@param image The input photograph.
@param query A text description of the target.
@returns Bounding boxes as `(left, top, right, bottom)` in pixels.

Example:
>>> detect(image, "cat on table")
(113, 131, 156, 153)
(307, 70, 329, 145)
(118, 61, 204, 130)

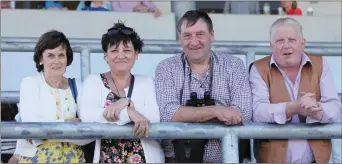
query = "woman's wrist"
(127, 97, 131, 107)
(127, 107, 136, 120)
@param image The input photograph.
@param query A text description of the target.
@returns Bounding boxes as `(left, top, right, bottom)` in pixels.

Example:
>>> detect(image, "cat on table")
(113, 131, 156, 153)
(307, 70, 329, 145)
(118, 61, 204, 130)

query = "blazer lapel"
(38, 73, 57, 121)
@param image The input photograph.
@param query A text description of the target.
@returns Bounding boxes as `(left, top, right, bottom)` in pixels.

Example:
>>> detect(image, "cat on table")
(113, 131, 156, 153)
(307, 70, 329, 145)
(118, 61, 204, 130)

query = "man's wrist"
(210, 106, 220, 118)
(210, 106, 229, 118)
(315, 111, 324, 121)
(286, 102, 297, 118)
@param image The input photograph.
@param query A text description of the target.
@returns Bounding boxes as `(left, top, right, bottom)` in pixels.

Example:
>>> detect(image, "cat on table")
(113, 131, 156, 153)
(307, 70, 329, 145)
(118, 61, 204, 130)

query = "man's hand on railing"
(299, 92, 323, 120)
(213, 106, 243, 125)
(287, 92, 323, 119)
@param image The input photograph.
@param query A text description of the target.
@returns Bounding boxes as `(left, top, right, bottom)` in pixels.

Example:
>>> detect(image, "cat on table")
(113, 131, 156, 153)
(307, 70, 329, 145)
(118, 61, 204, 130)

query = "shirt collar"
(270, 52, 312, 68)
(183, 51, 216, 69)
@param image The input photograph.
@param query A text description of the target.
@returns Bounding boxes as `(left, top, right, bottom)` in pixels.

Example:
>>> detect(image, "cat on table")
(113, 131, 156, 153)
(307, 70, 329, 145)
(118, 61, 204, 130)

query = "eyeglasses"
(107, 27, 135, 36)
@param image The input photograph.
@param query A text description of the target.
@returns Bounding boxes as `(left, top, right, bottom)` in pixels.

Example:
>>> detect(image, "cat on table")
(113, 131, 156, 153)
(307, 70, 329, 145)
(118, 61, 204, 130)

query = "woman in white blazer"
(17, 30, 89, 163)
(79, 23, 164, 163)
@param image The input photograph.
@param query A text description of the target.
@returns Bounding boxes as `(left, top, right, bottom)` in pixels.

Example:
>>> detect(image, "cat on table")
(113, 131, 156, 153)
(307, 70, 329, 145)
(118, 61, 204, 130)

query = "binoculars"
(185, 91, 215, 107)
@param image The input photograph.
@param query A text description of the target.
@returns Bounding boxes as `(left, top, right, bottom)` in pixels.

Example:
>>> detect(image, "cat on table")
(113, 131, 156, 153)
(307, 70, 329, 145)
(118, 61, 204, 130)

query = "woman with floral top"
(17, 30, 89, 163)
(79, 22, 164, 163)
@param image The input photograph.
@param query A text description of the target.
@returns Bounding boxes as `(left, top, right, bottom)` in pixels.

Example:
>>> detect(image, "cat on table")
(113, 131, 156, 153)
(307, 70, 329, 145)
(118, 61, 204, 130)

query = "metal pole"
(222, 134, 239, 163)
(172, 1, 196, 39)
(246, 49, 256, 68)
(172, 1, 196, 21)
(250, 139, 256, 163)
(3, 122, 341, 139)
(1, 91, 19, 104)
(223, 1, 230, 14)
(80, 48, 91, 81)
(1, 38, 341, 55)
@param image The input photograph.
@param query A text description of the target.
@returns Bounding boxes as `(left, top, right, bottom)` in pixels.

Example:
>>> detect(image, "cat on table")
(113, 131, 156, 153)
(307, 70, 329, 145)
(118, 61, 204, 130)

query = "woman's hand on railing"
(127, 102, 150, 138)
(103, 98, 129, 122)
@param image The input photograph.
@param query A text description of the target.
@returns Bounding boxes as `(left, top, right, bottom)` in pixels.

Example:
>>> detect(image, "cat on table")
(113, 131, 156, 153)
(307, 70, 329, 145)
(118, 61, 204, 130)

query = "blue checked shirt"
(155, 51, 253, 163)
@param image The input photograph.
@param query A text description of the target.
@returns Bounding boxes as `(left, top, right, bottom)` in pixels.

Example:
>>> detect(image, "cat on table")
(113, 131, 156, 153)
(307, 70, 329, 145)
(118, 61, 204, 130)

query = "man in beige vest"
(249, 17, 342, 163)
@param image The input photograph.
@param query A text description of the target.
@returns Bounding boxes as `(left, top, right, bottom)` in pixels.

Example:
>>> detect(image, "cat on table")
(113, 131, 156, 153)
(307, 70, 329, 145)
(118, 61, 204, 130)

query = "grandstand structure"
(1, 1, 341, 100)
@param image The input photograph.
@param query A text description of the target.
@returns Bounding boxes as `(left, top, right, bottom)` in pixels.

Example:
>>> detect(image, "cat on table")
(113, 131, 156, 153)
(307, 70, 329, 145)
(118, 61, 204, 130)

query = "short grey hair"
(270, 17, 304, 41)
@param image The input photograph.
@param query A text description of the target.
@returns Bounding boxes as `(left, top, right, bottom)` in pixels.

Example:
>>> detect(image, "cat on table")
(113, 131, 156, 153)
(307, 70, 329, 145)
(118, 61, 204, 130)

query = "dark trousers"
(81, 141, 96, 163)
(1, 154, 12, 163)
(165, 139, 251, 163)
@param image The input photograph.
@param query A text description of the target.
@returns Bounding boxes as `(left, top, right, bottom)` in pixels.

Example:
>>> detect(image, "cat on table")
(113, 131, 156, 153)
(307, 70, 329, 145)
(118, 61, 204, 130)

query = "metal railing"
(1, 122, 341, 163)
(1, 37, 341, 103)
(4, 91, 341, 104)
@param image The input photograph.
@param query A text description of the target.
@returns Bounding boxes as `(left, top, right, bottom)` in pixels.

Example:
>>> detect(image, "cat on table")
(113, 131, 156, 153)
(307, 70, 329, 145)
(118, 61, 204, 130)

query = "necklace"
(110, 72, 122, 97)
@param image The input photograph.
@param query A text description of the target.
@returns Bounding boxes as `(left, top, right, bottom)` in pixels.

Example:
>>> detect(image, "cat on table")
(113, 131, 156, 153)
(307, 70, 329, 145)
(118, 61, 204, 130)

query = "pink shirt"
(249, 53, 342, 163)
(111, 1, 157, 12)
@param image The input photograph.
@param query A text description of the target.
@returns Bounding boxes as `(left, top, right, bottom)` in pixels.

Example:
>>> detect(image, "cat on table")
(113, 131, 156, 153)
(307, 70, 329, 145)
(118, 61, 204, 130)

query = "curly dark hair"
(101, 22, 144, 53)
(33, 30, 73, 72)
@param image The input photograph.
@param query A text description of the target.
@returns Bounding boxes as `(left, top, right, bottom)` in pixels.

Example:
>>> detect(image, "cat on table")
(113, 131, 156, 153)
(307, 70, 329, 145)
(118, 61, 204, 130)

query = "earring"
(39, 63, 42, 65)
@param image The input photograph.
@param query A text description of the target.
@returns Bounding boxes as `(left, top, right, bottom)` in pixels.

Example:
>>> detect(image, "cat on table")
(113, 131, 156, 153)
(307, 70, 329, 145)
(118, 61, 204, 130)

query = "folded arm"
(80, 74, 131, 125)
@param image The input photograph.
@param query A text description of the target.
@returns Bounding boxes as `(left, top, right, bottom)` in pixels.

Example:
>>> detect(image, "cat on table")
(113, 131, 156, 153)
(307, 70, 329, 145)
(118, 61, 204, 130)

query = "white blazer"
(16, 73, 90, 157)
(79, 74, 165, 163)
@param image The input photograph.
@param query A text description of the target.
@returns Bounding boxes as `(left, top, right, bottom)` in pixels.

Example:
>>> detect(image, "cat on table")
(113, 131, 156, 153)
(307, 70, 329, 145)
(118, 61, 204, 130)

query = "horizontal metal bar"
(1, 91, 19, 104)
(1, 122, 341, 140)
(1, 38, 341, 55)
(4, 91, 341, 104)
(2, 37, 342, 47)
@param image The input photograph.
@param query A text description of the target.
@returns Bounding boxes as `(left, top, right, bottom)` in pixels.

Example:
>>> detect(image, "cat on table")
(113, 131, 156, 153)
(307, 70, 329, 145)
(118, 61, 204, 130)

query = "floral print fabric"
(99, 73, 146, 163)
(19, 86, 84, 164)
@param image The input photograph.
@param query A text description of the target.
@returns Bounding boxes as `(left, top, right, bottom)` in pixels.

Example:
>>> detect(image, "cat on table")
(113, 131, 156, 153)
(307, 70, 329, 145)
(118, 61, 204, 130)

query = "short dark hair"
(177, 10, 213, 33)
(33, 30, 73, 72)
(101, 22, 144, 53)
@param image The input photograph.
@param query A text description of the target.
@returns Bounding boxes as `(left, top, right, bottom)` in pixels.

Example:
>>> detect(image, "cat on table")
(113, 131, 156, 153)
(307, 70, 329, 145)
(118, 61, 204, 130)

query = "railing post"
(80, 48, 91, 81)
(250, 139, 256, 163)
(172, 1, 196, 39)
(222, 134, 239, 163)
(246, 49, 256, 68)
